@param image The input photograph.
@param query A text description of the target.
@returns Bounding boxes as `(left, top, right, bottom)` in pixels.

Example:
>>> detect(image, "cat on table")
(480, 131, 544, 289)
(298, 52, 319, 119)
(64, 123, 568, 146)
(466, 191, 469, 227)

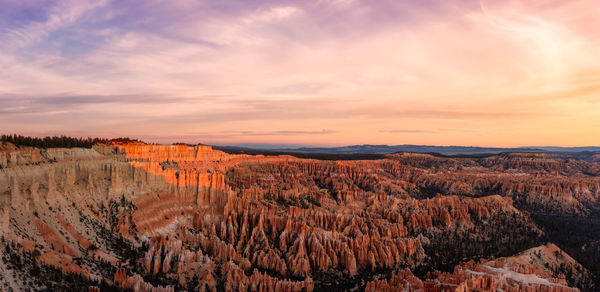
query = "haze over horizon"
(1, 0, 599, 147)
(2, 3, 600, 289)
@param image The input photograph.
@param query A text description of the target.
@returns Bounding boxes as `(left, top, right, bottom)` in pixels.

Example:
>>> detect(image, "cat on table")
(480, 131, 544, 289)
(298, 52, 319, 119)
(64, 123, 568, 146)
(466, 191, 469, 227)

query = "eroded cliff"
(0, 142, 595, 291)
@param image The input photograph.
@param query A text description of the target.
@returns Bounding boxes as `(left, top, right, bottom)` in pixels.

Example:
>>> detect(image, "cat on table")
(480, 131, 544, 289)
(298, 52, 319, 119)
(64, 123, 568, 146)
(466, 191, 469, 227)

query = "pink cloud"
(0, 0, 599, 147)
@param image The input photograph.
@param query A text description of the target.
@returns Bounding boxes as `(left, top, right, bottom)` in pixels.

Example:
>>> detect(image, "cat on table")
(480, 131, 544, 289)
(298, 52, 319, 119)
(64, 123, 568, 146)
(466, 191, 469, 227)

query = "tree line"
(1, 134, 141, 148)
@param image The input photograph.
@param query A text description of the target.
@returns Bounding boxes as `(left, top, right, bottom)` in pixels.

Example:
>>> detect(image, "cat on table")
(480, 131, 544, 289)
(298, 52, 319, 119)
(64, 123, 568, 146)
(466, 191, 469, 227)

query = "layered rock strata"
(366, 243, 586, 292)
(0, 142, 593, 291)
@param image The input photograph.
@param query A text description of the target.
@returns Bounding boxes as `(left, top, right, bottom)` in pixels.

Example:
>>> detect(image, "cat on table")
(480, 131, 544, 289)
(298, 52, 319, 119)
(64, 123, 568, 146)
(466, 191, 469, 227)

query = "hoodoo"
(0, 142, 596, 291)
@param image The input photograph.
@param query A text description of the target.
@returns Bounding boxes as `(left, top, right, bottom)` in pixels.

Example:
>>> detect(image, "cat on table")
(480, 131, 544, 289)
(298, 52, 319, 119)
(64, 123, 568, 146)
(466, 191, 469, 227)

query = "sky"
(0, 0, 599, 147)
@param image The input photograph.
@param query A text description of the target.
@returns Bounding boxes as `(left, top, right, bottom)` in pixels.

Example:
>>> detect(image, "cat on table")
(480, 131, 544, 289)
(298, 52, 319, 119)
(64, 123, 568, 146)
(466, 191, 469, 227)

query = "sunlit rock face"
(366, 243, 587, 292)
(1, 143, 596, 291)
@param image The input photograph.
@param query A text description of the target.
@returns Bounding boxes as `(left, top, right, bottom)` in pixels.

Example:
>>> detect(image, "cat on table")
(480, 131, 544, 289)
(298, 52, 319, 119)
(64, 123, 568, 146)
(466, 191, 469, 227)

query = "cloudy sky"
(1, 0, 599, 146)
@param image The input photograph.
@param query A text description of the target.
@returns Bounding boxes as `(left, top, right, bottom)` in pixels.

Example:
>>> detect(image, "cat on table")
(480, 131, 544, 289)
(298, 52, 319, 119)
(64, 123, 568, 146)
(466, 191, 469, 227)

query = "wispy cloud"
(378, 128, 468, 134)
(215, 129, 335, 136)
(0, 93, 192, 114)
(130, 129, 336, 144)
(379, 129, 435, 134)
(243, 6, 303, 24)
(0, 0, 599, 146)
(261, 82, 329, 95)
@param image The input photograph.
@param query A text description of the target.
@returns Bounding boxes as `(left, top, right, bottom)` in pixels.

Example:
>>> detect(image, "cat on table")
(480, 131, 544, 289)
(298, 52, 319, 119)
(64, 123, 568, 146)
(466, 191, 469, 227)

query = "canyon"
(0, 142, 598, 291)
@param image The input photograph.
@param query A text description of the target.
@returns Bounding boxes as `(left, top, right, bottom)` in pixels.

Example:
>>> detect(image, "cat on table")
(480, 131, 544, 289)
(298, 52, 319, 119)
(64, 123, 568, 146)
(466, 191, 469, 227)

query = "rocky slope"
(0, 142, 596, 291)
(366, 243, 590, 292)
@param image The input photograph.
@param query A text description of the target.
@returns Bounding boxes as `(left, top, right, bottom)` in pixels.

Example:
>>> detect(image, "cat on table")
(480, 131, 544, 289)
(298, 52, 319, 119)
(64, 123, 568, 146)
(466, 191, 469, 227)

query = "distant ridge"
(522, 146, 600, 152)
(214, 144, 600, 155)
(282, 144, 545, 155)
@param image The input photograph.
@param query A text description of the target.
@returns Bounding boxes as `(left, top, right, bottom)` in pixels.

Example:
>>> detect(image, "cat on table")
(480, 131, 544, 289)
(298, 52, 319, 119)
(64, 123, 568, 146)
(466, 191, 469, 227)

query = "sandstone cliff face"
(113, 145, 549, 290)
(0, 142, 592, 291)
(366, 243, 586, 292)
(387, 152, 600, 215)
(114, 269, 174, 292)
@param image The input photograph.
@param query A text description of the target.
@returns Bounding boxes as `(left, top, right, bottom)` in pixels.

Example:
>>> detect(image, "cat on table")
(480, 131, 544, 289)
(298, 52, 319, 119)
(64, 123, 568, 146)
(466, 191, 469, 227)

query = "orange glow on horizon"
(0, 0, 599, 147)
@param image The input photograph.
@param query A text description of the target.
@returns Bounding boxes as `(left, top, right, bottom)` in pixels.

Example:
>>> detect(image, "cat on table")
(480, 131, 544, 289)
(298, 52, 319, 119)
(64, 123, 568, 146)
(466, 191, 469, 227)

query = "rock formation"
(366, 243, 587, 292)
(0, 142, 595, 291)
